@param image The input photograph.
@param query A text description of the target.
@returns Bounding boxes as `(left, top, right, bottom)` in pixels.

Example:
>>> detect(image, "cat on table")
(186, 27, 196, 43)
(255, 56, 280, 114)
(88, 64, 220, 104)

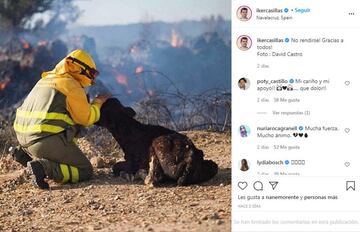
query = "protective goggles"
(67, 56, 99, 80)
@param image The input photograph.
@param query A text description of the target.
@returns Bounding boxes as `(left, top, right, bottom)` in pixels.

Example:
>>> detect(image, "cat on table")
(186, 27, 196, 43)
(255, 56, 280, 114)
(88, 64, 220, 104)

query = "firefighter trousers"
(23, 132, 93, 183)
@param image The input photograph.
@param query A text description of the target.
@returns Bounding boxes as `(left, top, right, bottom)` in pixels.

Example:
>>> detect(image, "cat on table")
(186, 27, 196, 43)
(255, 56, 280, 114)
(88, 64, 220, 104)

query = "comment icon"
(253, 181, 264, 191)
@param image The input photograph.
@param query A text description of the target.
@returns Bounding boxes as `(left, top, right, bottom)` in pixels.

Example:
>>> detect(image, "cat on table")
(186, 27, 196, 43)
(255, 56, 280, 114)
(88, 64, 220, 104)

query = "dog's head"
(177, 150, 218, 186)
(96, 98, 136, 127)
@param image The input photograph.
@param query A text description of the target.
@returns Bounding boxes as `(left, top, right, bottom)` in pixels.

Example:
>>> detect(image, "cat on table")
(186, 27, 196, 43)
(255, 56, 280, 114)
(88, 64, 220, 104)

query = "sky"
(74, 0, 230, 26)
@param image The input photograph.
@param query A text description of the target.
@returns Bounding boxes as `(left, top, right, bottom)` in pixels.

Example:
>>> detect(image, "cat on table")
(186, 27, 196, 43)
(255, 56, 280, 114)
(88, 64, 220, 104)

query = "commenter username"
(257, 160, 283, 166)
(257, 126, 297, 132)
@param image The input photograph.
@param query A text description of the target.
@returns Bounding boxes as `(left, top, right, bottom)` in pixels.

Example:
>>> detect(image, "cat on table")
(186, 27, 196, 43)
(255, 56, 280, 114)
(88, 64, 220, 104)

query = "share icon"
(269, 181, 279, 190)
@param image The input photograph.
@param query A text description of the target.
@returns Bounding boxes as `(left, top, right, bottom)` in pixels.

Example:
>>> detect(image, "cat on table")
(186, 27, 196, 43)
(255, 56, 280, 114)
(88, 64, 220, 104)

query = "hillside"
(66, 20, 231, 58)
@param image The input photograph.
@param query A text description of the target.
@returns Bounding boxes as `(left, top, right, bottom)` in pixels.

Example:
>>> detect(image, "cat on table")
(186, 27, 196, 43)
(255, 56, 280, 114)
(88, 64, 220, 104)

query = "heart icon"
(345, 128, 350, 133)
(345, 81, 350, 86)
(344, 162, 350, 167)
(293, 133, 298, 137)
(282, 86, 287, 90)
(299, 133, 303, 137)
(238, 181, 248, 190)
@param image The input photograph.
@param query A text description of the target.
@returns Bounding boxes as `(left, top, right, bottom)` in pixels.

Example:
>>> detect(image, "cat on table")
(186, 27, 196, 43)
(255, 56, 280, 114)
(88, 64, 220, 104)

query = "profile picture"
(237, 6, 252, 21)
(238, 77, 250, 90)
(240, 159, 249, 172)
(239, 125, 250, 137)
(237, 35, 252, 51)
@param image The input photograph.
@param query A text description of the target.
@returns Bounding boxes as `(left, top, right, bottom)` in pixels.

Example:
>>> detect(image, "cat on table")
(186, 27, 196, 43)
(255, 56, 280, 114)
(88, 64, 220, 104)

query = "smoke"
(1, 7, 231, 131)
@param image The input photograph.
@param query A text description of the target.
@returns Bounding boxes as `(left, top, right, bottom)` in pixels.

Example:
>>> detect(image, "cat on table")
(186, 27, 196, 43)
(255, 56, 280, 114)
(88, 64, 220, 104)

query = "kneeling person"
(13, 49, 109, 189)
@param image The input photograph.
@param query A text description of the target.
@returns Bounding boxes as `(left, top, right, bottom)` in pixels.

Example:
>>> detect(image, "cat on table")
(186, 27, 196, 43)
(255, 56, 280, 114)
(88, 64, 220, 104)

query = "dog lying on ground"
(95, 98, 218, 186)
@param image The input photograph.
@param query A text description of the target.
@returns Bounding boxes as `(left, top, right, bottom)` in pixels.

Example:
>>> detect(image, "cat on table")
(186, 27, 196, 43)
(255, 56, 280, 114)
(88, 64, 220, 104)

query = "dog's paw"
(112, 167, 121, 176)
(135, 169, 148, 181)
(144, 175, 153, 186)
(144, 174, 158, 187)
(119, 171, 135, 182)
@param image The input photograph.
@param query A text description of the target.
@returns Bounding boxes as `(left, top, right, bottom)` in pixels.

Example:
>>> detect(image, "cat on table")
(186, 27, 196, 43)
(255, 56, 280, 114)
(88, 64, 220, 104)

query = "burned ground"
(0, 130, 231, 232)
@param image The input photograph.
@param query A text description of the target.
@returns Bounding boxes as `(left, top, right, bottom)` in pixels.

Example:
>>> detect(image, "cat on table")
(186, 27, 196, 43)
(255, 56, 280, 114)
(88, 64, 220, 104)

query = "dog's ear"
(125, 107, 136, 118)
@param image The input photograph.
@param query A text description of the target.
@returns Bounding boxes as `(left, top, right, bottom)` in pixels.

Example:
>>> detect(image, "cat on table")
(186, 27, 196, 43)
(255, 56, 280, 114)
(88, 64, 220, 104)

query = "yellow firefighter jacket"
(13, 57, 103, 147)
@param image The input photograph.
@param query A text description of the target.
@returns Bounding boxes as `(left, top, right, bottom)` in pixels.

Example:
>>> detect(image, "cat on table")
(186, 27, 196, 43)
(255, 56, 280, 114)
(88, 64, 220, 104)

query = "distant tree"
(200, 15, 229, 41)
(0, 0, 52, 32)
(32, 0, 80, 39)
(138, 14, 155, 47)
(0, 0, 79, 39)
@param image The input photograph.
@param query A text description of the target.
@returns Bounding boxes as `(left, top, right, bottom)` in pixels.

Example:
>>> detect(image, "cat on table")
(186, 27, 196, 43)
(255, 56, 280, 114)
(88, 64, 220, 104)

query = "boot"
(9, 146, 33, 167)
(27, 161, 49, 189)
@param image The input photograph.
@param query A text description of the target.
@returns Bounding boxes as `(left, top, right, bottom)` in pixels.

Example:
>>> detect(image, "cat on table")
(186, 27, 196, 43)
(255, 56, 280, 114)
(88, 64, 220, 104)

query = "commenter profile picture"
(237, 35, 252, 51)
(240, 159, 249, 172)
(238, 77, 250, 90)
(237, 6, 252, 22)
(239, 125, 250, 137)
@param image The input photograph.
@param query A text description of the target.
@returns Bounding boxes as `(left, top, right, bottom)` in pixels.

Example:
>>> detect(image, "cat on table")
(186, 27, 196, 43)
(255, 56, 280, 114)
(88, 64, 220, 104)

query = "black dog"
(96, 98, 218, 186)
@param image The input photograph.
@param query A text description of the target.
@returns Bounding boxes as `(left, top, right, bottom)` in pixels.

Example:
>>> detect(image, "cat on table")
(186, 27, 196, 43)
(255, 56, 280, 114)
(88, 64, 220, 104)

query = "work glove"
(92, 94, 112, 107)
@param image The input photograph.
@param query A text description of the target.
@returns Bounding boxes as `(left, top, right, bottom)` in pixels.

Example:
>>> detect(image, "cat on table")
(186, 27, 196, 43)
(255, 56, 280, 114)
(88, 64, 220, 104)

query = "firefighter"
(13, 49, 110, 189)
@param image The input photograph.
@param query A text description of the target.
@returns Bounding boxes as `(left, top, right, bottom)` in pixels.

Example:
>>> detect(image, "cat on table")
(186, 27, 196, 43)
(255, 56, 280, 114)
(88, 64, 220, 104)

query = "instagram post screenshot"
(0, 0, 231, 231)
(0, 0, 359, 232)
(233, 0, 360, 232)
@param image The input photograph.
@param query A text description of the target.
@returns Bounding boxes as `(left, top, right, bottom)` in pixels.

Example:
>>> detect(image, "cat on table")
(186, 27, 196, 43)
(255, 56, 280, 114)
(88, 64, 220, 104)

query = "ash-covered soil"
(0, 131, 231, 232)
